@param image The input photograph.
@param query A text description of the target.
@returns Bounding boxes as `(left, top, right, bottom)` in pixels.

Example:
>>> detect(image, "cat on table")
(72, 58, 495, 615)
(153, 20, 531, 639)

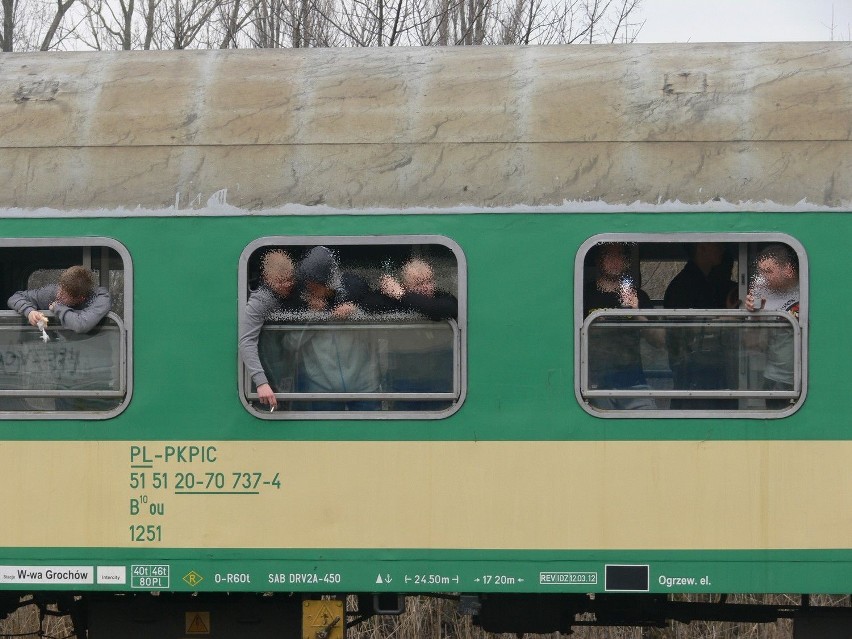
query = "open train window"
(238, 236, 465, 419)
(0, 238, 132, 419)
(575, 234, 806, 418)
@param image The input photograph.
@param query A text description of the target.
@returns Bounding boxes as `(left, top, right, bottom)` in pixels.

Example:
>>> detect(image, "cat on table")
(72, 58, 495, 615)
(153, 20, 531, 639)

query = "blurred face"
(267, 272, 295, 298)
(56, 286, 86, 307)
(757, 257, 794, 292)
(305, 280, 334, 310)
(599, 247, 628, 278)
(261, 251, 295, 298)
(403, 264, 436, 297)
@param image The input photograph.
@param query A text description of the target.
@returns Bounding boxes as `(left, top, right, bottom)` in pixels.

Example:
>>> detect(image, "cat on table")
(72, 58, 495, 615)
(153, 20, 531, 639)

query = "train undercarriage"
(2, 592, 851, 638)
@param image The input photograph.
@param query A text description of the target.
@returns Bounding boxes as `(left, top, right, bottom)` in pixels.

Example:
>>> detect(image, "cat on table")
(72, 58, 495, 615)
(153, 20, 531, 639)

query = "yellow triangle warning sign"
(186, 611, 210, 635)
(306, 602, 338, 628)
(303, 600, 344, 639)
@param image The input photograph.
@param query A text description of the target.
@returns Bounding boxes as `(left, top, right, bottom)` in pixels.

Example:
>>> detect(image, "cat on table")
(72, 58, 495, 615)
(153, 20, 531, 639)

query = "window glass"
(0, 240, 131, 418)
(239, 237, 465, 418)
(576, 236, 805, 417)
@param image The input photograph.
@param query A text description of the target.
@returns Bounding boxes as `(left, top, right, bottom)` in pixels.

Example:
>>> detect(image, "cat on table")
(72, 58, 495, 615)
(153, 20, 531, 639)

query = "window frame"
(238, 235, 467, 420)
(574, 233, 808, 419)
(0, 237, 133, 420)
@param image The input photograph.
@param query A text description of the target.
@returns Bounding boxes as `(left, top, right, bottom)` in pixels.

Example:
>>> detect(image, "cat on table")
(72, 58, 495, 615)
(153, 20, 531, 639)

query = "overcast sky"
(635, 0, 852, 43)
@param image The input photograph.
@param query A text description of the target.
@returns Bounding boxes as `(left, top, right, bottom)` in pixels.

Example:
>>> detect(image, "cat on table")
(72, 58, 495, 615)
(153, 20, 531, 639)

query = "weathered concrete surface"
(0, 43, 849, 210)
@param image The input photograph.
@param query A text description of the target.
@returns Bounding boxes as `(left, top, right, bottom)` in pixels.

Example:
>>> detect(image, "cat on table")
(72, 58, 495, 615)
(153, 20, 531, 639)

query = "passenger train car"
(0, 43, 850, 637)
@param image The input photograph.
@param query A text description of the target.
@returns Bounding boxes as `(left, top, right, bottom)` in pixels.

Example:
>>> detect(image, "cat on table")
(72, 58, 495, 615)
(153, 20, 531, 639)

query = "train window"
(0, 238, 132, 419)
(238, 236, 465, 419)
(575, 234, 806, 418)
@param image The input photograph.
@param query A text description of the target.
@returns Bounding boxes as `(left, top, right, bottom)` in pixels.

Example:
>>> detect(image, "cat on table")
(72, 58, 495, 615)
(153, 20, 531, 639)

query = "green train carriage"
(0, 43, 850, 637)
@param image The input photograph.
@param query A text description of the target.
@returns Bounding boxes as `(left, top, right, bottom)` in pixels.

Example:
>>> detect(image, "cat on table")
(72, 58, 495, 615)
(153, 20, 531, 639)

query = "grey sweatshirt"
(8, 284, 112, 334)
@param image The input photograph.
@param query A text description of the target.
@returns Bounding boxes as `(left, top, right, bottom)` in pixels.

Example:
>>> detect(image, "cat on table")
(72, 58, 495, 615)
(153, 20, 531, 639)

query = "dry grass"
(0, 600, 76, 639)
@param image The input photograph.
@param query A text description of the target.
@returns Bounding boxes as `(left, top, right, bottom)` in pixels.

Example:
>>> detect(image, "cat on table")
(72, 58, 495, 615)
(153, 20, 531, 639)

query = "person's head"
(57, 266, 95, 307)
(691, 242, 725, 274)
(595, 243, 630, 279)
(401, 259, 436, 297)
(297, 247, 340, 309)
(304, 280, 335, 309)
(755, 244, 799, 292)
(261, 250, 295, 298)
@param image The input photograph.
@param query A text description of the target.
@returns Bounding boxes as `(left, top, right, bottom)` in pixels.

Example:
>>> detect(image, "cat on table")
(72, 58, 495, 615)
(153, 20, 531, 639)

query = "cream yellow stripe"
(0, 440, 849, 550)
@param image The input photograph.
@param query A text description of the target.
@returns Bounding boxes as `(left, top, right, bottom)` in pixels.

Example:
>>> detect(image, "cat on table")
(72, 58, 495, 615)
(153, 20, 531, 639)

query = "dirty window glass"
(577, 236, 805, 417)
(0, 240, 131, 418)
(239, 237, 465, 419)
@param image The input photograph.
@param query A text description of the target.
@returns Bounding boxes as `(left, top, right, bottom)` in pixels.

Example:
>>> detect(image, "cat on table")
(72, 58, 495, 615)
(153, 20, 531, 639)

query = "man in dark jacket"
(379, 259, 458, 320)
(663, 243, 736, 409)
(378, 258, 458, 410)
(583, 243, 657, 410)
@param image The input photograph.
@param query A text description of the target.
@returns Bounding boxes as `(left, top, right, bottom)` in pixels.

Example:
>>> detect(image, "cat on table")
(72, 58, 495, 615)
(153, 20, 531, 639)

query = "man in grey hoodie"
(239, 250, 297, 410)
(6, 266, 114, 411)
(291, 246, 381, 410)
(8, 265, 111, 334)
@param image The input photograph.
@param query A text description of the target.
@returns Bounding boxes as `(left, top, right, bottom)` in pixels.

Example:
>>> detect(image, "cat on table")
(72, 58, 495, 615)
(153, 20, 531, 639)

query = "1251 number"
(130, 525, 162, 542)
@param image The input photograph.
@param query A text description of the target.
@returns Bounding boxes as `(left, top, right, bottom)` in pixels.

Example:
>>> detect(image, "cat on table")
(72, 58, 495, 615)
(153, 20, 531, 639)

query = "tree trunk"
(40, 0, 76, 49)
(2, 0, 13, 51)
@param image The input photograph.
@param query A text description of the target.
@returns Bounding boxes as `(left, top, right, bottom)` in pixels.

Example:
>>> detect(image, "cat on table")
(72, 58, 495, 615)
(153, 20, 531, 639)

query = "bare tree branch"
(4, 0, 642, 50)
(40, 0, 77, 49)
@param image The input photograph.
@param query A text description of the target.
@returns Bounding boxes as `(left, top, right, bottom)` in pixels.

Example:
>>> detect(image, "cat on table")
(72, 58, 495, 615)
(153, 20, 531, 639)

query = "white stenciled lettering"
(658, 575, 697, 588)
